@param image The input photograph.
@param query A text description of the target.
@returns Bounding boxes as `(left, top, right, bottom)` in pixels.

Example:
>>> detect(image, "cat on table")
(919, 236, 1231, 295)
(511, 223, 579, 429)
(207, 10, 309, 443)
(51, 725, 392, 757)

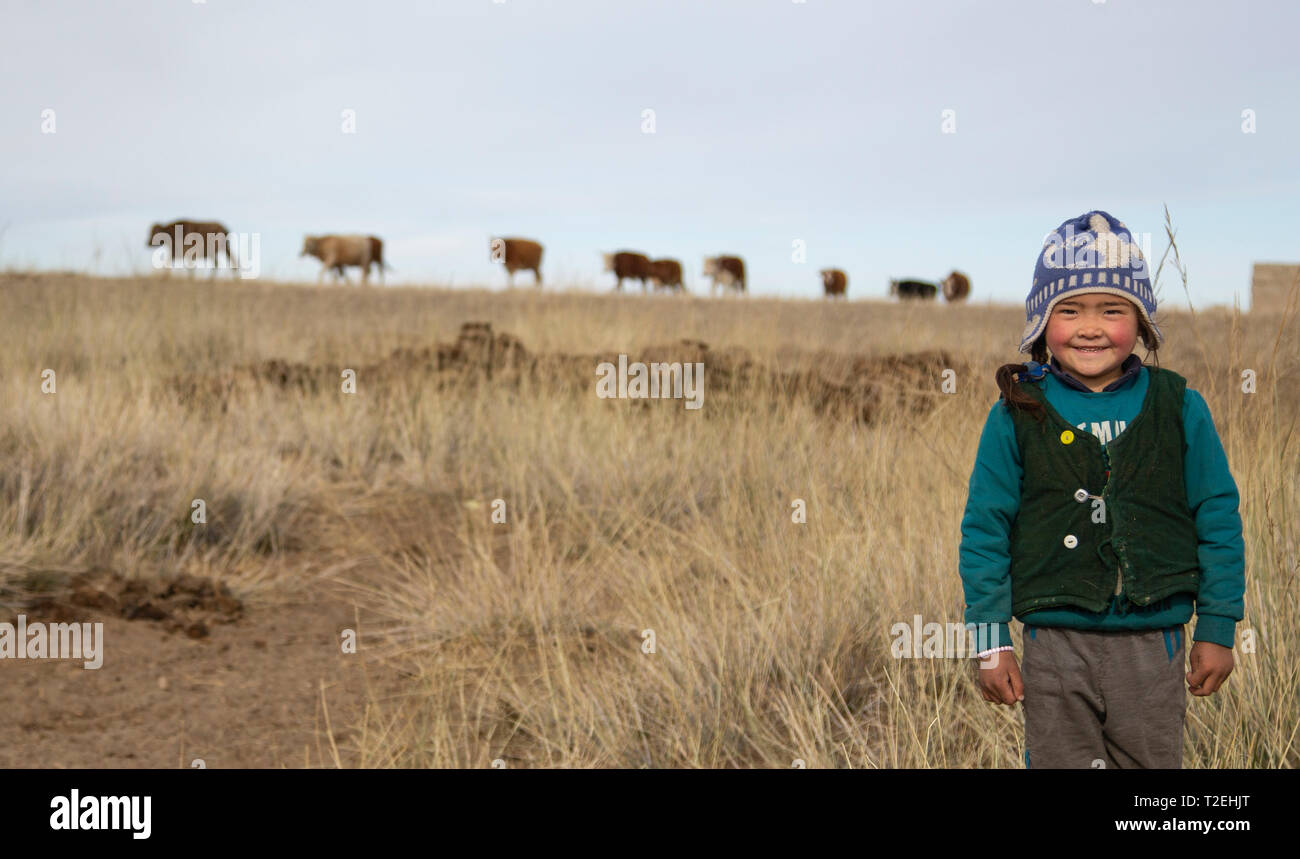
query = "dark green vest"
(1006, 366, 1201, 615)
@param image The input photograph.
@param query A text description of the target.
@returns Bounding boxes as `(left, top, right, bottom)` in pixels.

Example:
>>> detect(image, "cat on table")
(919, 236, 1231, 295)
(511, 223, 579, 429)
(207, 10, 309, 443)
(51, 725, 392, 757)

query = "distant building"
(1251, 263, 1300, 313)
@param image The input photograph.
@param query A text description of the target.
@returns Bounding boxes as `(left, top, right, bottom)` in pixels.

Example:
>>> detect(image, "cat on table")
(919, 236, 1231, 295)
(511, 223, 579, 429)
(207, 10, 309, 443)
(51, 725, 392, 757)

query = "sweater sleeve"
(959, 400, 1023, 654)
(1182, 388, 1246, 648)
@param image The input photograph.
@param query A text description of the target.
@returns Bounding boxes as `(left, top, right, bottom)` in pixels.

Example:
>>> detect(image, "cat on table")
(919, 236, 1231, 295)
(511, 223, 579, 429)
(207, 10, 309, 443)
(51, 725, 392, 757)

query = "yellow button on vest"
(1060, 430, 1075, 444)
(1063, 534, 1078, 549)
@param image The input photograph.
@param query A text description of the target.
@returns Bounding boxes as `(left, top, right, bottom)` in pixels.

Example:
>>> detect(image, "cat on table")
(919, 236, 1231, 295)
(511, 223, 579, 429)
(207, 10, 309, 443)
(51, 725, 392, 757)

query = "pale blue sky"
(2, 0, 1297, 308)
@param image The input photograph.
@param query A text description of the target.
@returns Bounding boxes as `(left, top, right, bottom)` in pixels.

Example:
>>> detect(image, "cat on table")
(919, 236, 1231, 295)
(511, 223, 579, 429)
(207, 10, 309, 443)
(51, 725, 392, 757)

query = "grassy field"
(1, 271, 1296, 767)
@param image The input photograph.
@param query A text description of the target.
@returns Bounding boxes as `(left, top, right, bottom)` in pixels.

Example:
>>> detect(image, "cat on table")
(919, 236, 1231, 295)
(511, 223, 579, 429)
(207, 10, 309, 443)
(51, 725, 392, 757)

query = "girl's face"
(1044, 292, 1140, 392)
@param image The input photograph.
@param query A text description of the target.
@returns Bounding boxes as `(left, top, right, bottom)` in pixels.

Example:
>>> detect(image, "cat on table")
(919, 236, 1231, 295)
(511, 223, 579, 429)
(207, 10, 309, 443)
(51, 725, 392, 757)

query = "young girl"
(958, 210, 1245, 768)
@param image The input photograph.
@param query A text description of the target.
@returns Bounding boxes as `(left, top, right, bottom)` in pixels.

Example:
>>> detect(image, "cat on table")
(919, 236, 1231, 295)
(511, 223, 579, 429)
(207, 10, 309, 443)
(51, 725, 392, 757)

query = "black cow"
(889, 279, 938, 300)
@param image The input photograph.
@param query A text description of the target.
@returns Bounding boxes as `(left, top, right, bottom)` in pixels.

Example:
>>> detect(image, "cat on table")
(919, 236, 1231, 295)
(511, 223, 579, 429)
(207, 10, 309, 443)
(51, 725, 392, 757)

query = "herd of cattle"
(146, 219, 972, 301)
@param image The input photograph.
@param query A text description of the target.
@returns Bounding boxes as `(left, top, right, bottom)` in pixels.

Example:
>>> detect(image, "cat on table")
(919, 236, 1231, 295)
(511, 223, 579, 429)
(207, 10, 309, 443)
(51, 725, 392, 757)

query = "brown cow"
(301, 234, 377, 285)
(820, 268, 847, 298)
(148, 219, 236, 277)
(604, 251, 651, 291)
(703, 255, 745, 295)
(648, 258, 685, 292)
(327, 236, 388, 284)
(942, 270, 971, 302)
(491, 237, 543, 286)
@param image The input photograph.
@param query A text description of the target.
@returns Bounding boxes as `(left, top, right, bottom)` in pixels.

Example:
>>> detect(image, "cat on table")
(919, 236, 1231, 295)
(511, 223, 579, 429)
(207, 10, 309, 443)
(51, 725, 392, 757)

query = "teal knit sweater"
(958, 355, 1245, 654)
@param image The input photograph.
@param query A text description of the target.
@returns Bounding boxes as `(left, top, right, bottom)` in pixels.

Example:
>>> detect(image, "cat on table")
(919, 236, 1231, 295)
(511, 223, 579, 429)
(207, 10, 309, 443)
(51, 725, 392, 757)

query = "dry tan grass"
(1, 269, 1297, 767)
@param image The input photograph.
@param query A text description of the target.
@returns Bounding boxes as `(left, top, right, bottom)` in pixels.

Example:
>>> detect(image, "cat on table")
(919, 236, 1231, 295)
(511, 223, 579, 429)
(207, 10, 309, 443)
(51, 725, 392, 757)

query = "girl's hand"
(1186, 641, 1234, 696)
(977, 650, 1024, 705)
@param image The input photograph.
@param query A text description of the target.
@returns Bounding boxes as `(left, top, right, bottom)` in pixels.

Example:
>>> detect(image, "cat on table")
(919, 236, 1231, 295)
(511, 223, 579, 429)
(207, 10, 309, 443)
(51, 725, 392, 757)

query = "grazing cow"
(703, 255, 746, 295)
(491, 237, 544, 286)
(820, 268, 848, 298)
(648, 258, 686, 292)
(148, 219, 236, 277)
(301, 234, 378, 285)
(942, 270, 970, 302)
(603, 251, 652, 291)
(889, 279, 938, 300)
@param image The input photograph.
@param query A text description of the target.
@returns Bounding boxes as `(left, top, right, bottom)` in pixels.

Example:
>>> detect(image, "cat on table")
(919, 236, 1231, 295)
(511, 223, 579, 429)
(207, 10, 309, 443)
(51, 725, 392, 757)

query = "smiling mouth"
(1073, 346, 1109, 353)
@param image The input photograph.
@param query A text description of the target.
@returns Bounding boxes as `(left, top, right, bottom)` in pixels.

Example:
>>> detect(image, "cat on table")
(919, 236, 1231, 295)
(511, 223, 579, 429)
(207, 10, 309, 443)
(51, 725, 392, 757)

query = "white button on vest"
(1074, 488, 1089, 502)
(1064, 534, 1078, 549)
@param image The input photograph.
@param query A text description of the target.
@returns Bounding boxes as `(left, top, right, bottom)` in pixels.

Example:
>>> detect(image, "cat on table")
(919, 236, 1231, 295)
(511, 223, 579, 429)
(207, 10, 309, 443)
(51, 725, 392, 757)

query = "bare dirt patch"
(0, 566, 407, 768)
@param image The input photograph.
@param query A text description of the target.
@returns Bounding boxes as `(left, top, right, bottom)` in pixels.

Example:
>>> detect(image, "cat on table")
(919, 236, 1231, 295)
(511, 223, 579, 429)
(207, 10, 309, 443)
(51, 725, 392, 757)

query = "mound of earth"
(10, 569, 243, 639)
(165, 322, 968, 424)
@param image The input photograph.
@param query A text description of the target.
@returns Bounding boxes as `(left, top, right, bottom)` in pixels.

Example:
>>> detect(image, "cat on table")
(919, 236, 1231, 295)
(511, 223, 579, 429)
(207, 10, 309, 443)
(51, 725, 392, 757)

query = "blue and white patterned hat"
(1018, 210, 1162, 354)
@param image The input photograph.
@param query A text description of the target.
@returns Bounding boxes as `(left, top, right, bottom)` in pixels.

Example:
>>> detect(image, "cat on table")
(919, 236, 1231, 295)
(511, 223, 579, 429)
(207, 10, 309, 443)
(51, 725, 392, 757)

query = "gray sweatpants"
(1021, 624, 1187, 769)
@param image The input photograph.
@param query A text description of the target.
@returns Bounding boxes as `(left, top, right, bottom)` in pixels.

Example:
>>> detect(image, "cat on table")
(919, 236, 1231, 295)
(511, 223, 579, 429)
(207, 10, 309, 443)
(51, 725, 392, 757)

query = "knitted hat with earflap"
(1018, 210, 1162, 355)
